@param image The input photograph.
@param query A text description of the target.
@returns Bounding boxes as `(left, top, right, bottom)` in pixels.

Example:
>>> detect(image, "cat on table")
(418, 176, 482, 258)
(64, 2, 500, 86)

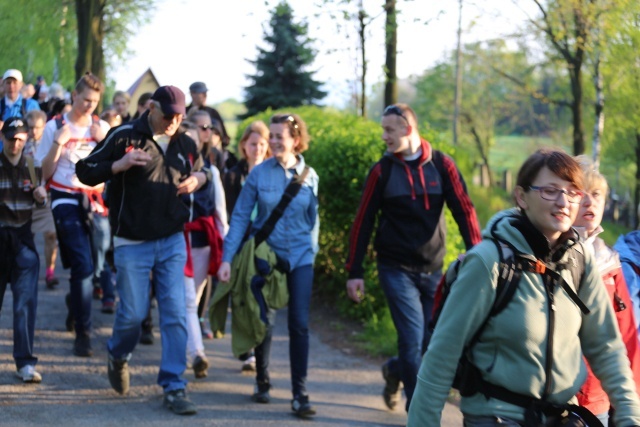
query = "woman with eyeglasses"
(571, 156, 640, 425)
(408, 149, 640, 426)
(217, 113, 319, 418)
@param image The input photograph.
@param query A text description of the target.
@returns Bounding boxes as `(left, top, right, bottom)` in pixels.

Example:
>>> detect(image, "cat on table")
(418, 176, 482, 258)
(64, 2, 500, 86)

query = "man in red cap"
(76, 85, 210, 416)
(0, 117, 47, 384)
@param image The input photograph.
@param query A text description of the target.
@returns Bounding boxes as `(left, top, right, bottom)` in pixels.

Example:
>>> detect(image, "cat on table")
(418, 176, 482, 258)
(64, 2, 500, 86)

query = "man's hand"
(53, 123, 72, 146)
(346, 279, 365, 304)
(111, 148, 151, 174)
(217, 262, 231, 282)
(33, 186, 47, 204)
(90, 122, 106, 141)
(177, 171, 206, 195)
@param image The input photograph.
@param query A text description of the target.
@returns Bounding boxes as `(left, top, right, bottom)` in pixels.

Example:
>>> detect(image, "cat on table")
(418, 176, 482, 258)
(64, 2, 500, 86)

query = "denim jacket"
(222, 156, 319, 271)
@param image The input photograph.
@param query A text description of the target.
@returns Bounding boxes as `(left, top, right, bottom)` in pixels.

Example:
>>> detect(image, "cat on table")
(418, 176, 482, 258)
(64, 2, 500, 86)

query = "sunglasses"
(199, 124, 214, 131)
(383, 105, 409, 124)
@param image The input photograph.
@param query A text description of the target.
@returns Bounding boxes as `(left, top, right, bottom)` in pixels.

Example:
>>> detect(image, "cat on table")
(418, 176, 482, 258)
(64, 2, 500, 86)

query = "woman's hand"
(217, 261, 231, 282)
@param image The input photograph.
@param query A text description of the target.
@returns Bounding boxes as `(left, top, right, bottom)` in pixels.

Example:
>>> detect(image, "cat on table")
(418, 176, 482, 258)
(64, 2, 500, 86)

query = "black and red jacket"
(346, 139, 481, 279)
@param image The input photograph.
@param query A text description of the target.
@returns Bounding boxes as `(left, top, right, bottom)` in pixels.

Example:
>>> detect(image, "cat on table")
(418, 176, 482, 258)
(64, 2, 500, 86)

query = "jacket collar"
(512, 212, 579, 263)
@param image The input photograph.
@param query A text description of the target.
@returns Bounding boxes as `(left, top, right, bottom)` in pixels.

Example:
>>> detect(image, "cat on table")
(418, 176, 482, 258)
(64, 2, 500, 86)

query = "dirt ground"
(0, 234, 463, 426)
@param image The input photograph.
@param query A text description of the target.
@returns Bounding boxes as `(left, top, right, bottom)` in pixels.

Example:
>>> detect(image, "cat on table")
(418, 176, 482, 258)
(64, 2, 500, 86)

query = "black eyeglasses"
(383, 105, 409, 124)
(529, 185, 583, 204)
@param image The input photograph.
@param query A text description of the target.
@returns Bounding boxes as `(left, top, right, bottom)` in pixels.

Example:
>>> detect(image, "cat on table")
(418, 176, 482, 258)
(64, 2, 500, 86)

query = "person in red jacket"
(573, 156, 640, 425)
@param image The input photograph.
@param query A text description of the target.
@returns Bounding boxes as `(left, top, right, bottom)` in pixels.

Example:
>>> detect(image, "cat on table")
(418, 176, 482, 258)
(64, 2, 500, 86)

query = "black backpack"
(429, 226, 588, 397)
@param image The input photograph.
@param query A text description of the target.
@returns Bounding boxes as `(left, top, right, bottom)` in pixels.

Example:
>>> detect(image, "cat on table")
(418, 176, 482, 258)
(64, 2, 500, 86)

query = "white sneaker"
(16, 365, 42, 383)
(241, 355, 256, 373)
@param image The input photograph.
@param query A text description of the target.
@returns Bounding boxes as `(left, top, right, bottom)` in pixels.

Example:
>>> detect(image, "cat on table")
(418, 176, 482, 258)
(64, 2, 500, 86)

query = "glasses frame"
(529, 185, 583, 204)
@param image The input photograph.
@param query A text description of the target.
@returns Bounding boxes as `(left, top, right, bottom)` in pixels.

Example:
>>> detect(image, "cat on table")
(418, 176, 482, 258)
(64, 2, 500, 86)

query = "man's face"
(72, 87, 101, 116)
(2, 133, 27, 157)
(190, 92, 206, 107)
(381, 114, 410, 155)
(148, 103, 182, 137)
(3, 78, 21, 101)
(113, 95, 129, 116)
(27, 117, 45, 141)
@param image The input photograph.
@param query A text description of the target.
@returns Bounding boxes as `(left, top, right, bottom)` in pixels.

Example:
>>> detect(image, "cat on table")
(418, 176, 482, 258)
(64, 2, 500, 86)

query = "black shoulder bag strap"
(253, 166, 310, 247)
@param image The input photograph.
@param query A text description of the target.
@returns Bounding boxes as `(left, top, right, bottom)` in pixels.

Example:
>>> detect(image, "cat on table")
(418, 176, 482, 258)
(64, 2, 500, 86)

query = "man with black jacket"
(345, 103, 482, 412)
(76, 86, 209, 416)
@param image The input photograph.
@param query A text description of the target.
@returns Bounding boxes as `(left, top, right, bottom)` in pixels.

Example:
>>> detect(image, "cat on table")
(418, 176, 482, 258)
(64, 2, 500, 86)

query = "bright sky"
(111, 0, 537, 108)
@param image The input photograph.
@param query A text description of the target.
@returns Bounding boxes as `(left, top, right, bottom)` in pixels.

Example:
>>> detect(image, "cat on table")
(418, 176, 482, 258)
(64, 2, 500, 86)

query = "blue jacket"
(222, 156, 319, 271)
(614, 231, 640, 333)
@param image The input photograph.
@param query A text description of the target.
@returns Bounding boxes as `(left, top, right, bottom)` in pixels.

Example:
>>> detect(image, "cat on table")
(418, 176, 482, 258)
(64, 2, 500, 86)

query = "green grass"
(600, 220, 632, 247)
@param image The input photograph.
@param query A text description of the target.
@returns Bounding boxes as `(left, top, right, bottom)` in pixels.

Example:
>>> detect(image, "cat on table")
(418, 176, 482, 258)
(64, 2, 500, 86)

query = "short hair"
(383, 103, 418, 128)
(112, 90, 130, 104)
(74, 72, 104, 94)
(516, 148, 584, 195)
(238, 120, 270, 160)
(187, 109, 211, 124)
(137, 92, 153, 107)
(48, 82, 65, 100)
(575, 155, 608, 195)
(270, 113, 310, 154)
(26, 109, 47, 123)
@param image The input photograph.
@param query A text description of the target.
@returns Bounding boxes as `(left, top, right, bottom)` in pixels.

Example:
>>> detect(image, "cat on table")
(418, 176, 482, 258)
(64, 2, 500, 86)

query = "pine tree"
(242, 1, 327, 118)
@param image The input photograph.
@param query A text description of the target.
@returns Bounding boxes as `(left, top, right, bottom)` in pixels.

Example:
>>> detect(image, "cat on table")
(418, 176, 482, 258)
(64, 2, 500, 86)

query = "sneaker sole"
(163, 401, 197, 415)
(293, 408, 316, 418)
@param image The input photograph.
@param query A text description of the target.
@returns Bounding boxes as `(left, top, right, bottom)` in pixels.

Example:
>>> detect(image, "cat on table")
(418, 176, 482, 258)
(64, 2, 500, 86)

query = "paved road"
(0, 233, 463, 426)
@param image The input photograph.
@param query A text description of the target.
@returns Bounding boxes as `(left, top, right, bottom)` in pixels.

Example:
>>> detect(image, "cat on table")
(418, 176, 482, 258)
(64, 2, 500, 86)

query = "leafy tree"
(242, 1, 326, 118)
(383, 0, 397, 107)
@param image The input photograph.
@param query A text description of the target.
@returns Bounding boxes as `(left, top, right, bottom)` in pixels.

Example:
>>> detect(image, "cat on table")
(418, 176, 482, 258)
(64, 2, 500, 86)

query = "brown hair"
(516, 148, 584, 196)
(270, 113, 310, 154)
(26, 109, 47, 123)
(112, 90, 130, 104)
(100, 108, 122, 128)
(74, 72, 104, 94)
(238, 120, 270, 160)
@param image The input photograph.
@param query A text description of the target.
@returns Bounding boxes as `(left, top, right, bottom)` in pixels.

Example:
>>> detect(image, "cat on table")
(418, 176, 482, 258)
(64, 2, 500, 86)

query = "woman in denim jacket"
(218, 113, 319, 418)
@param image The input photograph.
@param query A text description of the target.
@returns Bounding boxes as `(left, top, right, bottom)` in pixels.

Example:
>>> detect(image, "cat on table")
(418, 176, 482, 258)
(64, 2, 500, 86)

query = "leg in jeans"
(287, 264, 314, 398)
(92, 215, 115, 303)
(184, 275, 204, 361)
(53, 204, 94, 337)
(419, 271, 441, 353)
(255, 308, 277, 385)
(11, 243, 39, 369)
(152, 233, 188, 392)
(108, 241, 154, 359)
(377, 263, 440, 410)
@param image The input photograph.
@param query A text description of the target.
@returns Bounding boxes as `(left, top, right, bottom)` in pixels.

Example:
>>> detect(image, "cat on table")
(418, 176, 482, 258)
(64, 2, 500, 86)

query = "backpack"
(429, 225, 587, 398)
(0, 97, 28, 119)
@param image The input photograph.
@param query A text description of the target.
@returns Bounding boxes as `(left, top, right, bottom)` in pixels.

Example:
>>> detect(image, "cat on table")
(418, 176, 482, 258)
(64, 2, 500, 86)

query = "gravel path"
(0, 234, 463, 426)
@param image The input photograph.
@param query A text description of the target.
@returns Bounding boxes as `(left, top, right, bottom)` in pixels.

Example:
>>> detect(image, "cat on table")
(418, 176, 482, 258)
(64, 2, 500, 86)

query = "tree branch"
(491, 66, 571, 107)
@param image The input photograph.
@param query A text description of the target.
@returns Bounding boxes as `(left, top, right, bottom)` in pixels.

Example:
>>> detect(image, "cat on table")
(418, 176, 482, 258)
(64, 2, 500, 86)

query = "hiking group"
(1, 67, 640, 426)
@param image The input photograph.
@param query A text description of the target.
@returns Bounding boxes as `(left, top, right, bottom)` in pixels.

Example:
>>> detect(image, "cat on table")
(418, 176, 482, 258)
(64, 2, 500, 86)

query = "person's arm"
(439, 153, 482, 249)
(38, 121, 71, 182)
(345, 163, 384, 303)
(580, 253, 640, 425)
(76, 127, 136, 186)
(408, 245, 497, 425)
(211, 165, 229, 237)
(306, 168, 320, 256)
(621, 261, 640, 332)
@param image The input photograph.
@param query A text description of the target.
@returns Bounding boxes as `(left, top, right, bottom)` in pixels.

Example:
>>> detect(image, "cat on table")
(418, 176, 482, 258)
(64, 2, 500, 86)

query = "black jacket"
(76, 111, 210, 241)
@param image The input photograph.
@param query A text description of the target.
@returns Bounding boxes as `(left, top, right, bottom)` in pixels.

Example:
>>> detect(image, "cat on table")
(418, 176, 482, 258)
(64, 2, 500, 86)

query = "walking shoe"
(251, 380, 271, 403)
(163, 389, 197, 415)
(107, 355, 130, 395)
(73, 334, 93, 357)
(192, 355, 209, 379)
(45, 275, 59, 289)
(291, 395, 316, 418)
(139, 329, 154, 345)
(241, 355, 256, 373)
(382, 362, 402, 410)
(93, 286, 103, 300)
(101, 300, 115, 314)
(15, 365, 42, 383)
(65, 293, 74, 332)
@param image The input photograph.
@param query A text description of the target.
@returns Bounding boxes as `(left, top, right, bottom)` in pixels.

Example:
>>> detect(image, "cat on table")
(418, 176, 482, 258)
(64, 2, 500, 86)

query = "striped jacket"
(346, 139, 481, 278)
(0, 152, 37, 228)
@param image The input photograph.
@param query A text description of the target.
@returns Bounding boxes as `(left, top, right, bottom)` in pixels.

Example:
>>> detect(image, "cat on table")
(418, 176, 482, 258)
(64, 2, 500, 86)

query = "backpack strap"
(0, 98, 5, 119)
(20, 98, 27, 118)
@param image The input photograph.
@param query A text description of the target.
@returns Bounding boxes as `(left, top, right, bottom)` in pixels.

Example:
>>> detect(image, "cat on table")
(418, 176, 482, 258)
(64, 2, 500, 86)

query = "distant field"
(490, 135, 568, 173)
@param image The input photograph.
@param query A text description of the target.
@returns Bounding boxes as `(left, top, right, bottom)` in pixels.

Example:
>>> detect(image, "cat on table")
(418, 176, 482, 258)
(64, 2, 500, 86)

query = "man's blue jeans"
(10, 243, 39, 369)
(53, 203, 94, 336)
(92, 215, 115, 303)
(377, 263, 442, 411)
(255, 264, 313, 398)
(108, 233, 188, 392)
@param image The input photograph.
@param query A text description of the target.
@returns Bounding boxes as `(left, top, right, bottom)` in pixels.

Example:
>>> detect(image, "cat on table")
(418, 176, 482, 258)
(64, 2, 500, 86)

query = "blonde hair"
(575, 155, 608, 195)
(238, 120, 270, 160)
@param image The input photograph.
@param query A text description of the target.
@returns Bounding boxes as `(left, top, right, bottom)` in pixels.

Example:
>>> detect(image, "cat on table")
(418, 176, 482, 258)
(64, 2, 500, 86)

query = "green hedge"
(236, 107, 505, 347)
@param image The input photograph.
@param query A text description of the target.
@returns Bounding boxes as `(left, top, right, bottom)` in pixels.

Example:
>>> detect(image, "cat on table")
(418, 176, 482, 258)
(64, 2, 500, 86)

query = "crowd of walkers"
(3, 67, 640, 426)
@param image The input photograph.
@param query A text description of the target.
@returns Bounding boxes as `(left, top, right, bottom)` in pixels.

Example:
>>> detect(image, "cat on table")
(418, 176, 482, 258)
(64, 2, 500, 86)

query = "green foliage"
(600, 220, 632, 247)
(242, 1, 327, 118)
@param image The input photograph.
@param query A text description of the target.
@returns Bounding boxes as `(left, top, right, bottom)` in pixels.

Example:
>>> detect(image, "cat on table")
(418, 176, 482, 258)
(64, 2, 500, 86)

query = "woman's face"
(516, 166, 581, 244)
(243, 132, 268, 165)
(574, 184, 606, 235)
(269, 123, 298, 162)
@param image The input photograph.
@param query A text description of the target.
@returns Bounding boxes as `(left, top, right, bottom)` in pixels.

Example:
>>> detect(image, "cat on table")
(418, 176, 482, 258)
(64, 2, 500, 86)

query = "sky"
(111, 0, 538, 108)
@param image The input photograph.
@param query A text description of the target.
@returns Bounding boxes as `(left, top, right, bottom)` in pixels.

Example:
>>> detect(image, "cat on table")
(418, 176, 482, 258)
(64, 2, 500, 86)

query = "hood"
(614, 230, 640, 264)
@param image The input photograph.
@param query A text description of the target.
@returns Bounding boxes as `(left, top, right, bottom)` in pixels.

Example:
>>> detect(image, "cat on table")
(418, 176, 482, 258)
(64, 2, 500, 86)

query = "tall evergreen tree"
(242, 1, 327, 118)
